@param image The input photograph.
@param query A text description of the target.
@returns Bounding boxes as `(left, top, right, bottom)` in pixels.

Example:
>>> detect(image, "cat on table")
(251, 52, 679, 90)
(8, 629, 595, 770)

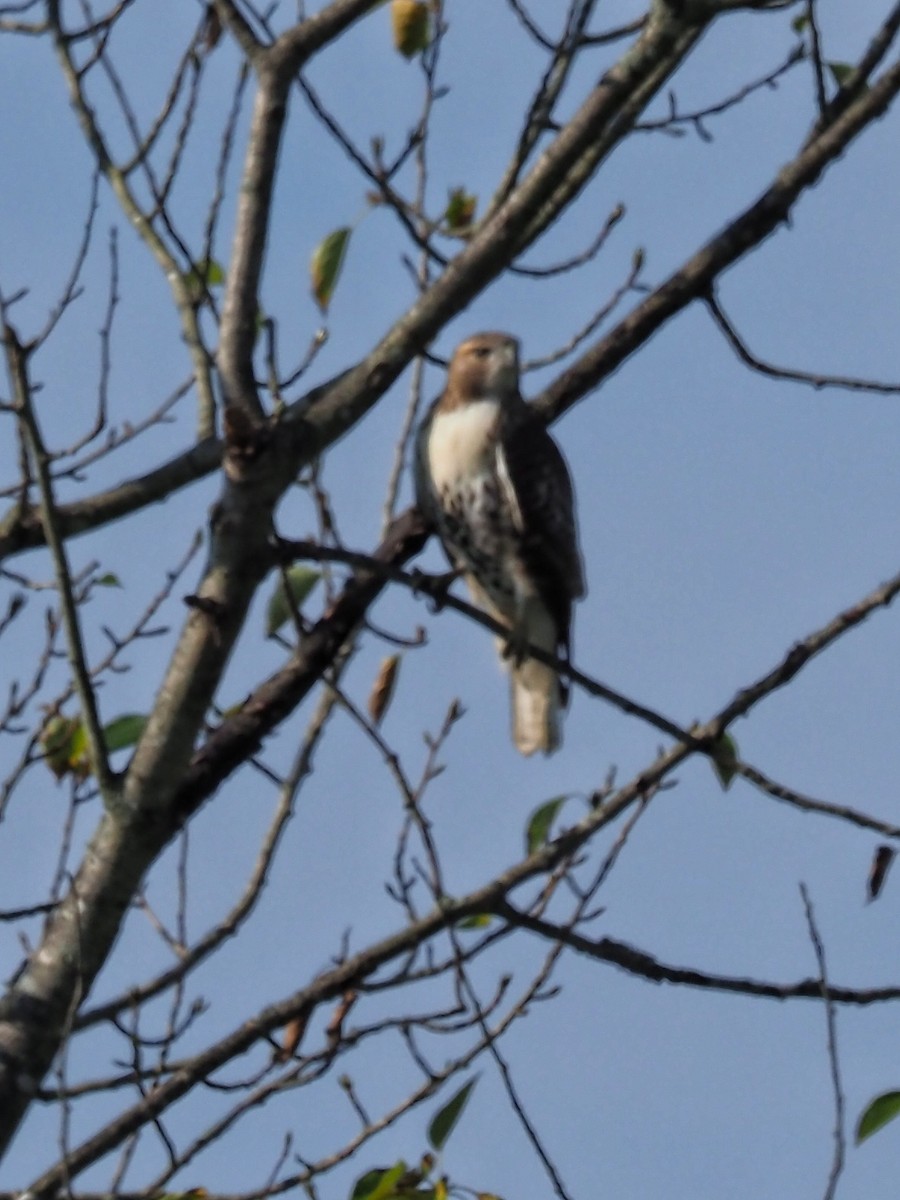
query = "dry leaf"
(278, 1009, 310, 1061)
(867, 843, 895, 903)
(368, 654, 400, 726)
(326, 989, 358, 1048)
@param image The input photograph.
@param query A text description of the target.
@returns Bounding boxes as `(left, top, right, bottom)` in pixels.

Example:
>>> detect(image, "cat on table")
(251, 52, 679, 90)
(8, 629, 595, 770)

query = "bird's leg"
(501, 595, 556, 669)
(501, 628, 527, 665)
(500, 598, 533, 666)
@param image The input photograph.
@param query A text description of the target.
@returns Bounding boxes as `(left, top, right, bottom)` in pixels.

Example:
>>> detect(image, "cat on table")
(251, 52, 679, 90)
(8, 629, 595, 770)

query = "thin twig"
(800, 885, 845, 1200)
(737, 759, 900, 841)
(805, 0, 828, 119)
(706, 291, 900, 394)
(635, 44, 805, 139)
(1, 321, 116, 798)
(512, 202, 625, 278)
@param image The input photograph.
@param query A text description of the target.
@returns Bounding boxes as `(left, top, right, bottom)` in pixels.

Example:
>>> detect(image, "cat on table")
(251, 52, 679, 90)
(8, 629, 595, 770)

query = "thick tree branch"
(275, 3, 714, 457)
(20, 857, 900, 1197)
(5, 13, 897, 570)
(216, 0, 394, 418)
(3, 4, 900, 1177)
(537, 51, 900, 418)
(0, 434, 221, 562)
(215, 62, 288, 419)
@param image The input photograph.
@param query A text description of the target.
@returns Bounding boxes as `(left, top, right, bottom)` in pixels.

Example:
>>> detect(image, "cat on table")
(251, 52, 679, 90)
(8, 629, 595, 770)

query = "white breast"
(427, 399, 500, 492)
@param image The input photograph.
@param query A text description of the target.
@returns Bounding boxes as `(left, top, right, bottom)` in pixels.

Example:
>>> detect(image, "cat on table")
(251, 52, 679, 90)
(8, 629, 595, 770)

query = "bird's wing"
(495, 404, 586, 641)
(412, 395, 442, 530)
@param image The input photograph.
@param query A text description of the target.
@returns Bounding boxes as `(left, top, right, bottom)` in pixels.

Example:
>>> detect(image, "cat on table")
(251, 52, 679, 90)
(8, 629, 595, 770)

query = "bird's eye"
(472, 346, 491, 359)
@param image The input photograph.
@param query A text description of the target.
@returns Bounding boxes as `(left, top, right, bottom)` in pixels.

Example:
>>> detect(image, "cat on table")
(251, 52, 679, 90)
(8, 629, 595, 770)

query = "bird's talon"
(502, 629, 527, 665)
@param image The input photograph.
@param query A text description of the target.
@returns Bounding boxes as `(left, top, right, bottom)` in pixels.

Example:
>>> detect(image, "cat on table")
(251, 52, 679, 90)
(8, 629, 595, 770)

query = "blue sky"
(3, 2, 900, 1197)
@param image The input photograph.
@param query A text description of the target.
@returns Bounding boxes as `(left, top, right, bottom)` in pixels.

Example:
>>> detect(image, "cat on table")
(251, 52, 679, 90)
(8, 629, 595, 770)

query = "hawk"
(416, 332, 585, 755)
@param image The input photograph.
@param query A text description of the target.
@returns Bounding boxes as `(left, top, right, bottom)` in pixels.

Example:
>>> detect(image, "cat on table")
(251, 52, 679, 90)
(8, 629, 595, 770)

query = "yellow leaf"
(391, 0, 430, 58)
(40, 715, 90, 781)
(265, 566, 320, 637)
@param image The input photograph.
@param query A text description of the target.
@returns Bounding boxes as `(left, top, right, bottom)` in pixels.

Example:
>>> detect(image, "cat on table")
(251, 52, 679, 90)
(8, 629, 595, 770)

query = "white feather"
(427, 400, 500, 490)
(510, 601, 561, 756)
(494, 442, 524, 531)
(427, 394, 565, 756)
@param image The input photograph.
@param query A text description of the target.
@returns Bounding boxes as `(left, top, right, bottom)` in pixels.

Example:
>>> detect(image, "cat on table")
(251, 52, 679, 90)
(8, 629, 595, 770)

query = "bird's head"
(447, 332, 520, 402)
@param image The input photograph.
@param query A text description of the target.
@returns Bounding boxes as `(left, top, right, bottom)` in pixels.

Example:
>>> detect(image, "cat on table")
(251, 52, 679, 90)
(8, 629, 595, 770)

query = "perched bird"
(416, 332, 585, 755)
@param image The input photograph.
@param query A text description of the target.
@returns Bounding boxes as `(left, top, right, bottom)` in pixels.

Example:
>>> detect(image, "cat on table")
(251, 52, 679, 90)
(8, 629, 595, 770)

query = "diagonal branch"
(180, 526, 900, 871)
(0, 433, 222, 562)
(6, 11, 898, 570)
(494, 902, 900, 1005)
(706, 290, 900, 393)
(47, 0, 217, 438)
(3, 11, 900, 1167)
(537, 50, 900, 420)
(20, 823, 900, 1196)
(215, 0, 396, 418)
(1, 321, 115, 798)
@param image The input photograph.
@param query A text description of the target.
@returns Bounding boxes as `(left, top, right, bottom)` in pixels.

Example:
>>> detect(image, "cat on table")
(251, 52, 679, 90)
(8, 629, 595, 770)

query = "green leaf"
(103, 713, 147, 754)
(310, 227, 352, 313)
(525, 795, 568, 854)
(710, 732, 739, 790)
(351, 1169, 385, 1200)
(444, 187, 477, 232)
(856, 1090, 900, 1143)
(427, 1076, 479, 1152)
(457, 913, 493, 930)
(266, 567, 320, 637)
(791, 13, 809, 33)
(351, 1162, 407, 1200)
(203, 259, 225, 285)
(95, 572, 122, 587)
(40, 715, 88, 781)
(68, 720, 90, 773)
(184, 258, 226, 300)
(40, 712, 144, 778)
(827, 61, 854, 87)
